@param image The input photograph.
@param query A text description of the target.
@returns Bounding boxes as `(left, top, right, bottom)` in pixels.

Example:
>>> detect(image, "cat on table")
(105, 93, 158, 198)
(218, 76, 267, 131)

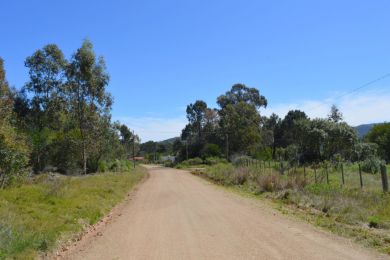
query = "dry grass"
(199, 162, 390, 254)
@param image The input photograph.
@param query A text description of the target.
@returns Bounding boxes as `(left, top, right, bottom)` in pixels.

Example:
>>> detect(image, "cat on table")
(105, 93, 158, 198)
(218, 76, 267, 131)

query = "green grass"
(0, 167, 146, 259)
(175, 164, 208, 169)
(173, 157, 227, 169)
(193, 162, 390, 255)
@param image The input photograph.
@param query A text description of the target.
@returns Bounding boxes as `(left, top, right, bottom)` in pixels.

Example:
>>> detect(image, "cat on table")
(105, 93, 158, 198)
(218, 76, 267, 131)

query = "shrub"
(361, 156, 381, 174)
(205, 163, 234, 183)
(98, 161, 108, 172)
(254, 147, 272, 161)
(109, 160, 120, 171)
(368, 216, 380, 228)
(163, 161, 174, 167)
(104, 160, 133, 172)
(204, 157, 227, 165)
(201, 144, 221, 158)
(228, 167, 248, 185)
(255, 173, 284, 193)
(0, 138, 30, 188)
(185, 157, 204, 165)
(231, 155, 252, 166)
(290, 174, 309, 190)
(286, 144, 299, 165)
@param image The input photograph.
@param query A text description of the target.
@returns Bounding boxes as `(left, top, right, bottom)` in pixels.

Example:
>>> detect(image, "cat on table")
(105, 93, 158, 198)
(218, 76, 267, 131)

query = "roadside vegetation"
(164, 84, 390, 254)
(190, 161, 390, 254)
(173, 157, 227, 169)
(0, 40, 140, 188)
(0, 164, 146, 259)
(0, 42, 145, 258)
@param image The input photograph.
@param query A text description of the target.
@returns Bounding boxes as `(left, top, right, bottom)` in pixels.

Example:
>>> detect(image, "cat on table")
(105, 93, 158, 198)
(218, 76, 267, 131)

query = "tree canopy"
(365, 123, 390, 162)
(0, 58, 29, 187)
(0, 40, 138, 184)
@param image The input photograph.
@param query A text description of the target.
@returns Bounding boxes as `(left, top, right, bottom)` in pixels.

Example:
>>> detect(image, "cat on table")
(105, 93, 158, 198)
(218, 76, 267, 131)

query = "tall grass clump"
(98, 160, 134, 173)
(204, 163, 234, 183)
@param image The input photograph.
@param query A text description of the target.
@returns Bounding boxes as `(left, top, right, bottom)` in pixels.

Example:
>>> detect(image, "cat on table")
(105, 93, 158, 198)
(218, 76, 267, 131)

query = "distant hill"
(158, 137, 180, 145)
(355, 123, 376, 139)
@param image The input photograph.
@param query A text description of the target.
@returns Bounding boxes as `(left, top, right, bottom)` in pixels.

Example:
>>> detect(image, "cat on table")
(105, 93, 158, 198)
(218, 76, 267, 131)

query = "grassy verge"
(172, 157, 227, 170)
(0, 167, 146, 259)
(191, 163, 390, 255)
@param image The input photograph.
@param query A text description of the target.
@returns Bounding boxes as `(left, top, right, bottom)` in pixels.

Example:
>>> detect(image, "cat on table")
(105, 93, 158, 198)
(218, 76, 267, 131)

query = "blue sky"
(1, 0, 390, 141)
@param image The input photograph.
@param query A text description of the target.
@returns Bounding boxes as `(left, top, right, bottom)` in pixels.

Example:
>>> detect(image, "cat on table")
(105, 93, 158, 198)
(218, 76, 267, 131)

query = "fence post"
(262, 161, 265, 174)
(280, 161, 284, 175)
(326, 165, 329, 185)
(341, 163, 345, 186)
(314, 167, 317, 184)
(303, 165, 306, 181)
(258, 160, 260, 172)
(259, 161, 262, 173)
(380, 164, 389, 193)
(358, 163, 363, 189)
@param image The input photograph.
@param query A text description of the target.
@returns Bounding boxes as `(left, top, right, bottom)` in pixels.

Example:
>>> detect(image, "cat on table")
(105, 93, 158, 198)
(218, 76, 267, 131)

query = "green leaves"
(0, 58, 30, 188)
(217, 83, 267, 109)
(365, 123, 390, 162)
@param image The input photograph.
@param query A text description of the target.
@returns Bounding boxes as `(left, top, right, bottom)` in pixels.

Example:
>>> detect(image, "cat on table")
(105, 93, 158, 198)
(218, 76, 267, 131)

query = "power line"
(137, 72, 390, 140)
(336, 72, 390, 99)
(306, 72, 390, 112)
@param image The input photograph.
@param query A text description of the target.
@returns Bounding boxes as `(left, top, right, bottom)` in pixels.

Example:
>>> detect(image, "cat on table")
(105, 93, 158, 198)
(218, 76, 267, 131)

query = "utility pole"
(132, 130, 136, 168)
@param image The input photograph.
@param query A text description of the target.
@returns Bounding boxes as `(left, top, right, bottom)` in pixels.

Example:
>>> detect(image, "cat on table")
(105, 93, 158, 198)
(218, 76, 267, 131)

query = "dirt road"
(67, 165, 386, 260)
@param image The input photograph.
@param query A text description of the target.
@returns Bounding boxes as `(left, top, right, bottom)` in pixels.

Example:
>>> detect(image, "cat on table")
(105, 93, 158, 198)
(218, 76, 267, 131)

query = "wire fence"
(237, 159, 389, 193)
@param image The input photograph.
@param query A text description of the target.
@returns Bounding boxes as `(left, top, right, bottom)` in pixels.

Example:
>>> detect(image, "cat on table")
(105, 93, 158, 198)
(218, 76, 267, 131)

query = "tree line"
(0, 40, 138, 188)
(173, 84, 390, 170)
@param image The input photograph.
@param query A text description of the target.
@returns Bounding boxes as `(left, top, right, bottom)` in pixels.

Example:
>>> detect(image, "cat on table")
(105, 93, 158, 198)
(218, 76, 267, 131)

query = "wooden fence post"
(341, 163, 345, 186)
(358, 163, 363, 189)
(304, 165, 306, 182)
(380, 164, 389, 193)
(280, 161, 284, 175)
(314, 167, 317, 184)
(326, 165, 329, 185)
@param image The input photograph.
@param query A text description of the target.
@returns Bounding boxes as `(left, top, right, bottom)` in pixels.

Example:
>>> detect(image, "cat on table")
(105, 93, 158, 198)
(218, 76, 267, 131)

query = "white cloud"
(114, 116, 187, 142)
(263, 89, 390, 126)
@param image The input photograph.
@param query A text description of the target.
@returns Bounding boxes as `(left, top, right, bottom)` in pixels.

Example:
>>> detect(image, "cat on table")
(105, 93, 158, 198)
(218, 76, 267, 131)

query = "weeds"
(255, 173, 284, 192)
(198, 163, 390, 254)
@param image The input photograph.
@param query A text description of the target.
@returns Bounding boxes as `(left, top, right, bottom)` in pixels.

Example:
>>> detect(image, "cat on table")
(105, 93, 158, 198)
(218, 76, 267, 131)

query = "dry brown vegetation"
(193, 162, 390, 254)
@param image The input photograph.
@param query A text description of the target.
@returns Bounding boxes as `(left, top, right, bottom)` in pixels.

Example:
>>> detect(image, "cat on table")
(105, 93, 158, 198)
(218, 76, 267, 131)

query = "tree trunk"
(0, 174, 5, 189)
(272, 142, 276, 160)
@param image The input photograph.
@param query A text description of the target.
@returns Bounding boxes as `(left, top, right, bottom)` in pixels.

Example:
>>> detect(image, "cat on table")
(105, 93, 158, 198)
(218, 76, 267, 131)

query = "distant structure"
(129, 156, 145, 161)
(160, 155, 175, 163)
